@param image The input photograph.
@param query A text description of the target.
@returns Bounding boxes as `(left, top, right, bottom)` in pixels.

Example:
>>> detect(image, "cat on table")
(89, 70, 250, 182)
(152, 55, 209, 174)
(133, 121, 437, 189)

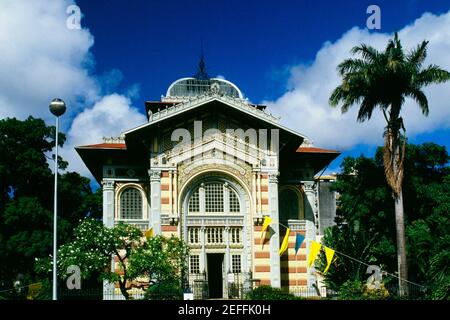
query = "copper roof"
(77, 143, 126, 150)
(296, 147, 340, 154)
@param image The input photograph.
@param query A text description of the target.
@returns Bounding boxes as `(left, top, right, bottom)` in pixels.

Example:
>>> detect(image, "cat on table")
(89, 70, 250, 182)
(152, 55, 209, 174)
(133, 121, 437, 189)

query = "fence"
(0, 281, 428, 300)
(187, 272, 253, 300)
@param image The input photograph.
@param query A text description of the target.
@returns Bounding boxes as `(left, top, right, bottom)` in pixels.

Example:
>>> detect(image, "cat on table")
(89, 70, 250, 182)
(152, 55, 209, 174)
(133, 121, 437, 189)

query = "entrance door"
(207, 253, 224, 298)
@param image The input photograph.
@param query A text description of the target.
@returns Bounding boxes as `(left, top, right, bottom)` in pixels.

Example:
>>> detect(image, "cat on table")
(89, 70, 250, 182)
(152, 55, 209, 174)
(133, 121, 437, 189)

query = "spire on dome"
(194, 45, 209, 80)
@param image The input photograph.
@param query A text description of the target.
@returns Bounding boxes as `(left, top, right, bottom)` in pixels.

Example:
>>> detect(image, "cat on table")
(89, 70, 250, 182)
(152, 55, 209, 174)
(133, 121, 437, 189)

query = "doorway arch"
(180, 170, 252, 298)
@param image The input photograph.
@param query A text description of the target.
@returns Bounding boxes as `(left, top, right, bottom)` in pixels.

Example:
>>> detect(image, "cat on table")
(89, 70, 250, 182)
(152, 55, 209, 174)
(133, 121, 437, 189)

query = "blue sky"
(1, 0, 450, 182)
(76, 0, 449, 102)
(76, 0, 450, 173)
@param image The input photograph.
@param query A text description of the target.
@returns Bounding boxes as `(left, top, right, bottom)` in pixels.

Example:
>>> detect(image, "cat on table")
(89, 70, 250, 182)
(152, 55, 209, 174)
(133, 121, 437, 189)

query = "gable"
(123, 95, 306, 154)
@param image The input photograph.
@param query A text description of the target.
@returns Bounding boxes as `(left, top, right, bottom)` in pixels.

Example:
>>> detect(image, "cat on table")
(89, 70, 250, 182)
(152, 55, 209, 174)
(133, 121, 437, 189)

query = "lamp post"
(49, 98, 66, 300)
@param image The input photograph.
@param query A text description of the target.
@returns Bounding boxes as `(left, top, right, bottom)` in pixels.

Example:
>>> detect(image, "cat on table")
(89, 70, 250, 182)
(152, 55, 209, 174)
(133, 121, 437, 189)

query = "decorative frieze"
(178, 162, 253, 193)
(103, 136, 125, 144)
(268, 173, 279, 184)
(149, 169, 161, 181)
(102, 179, 115, 190)
(149, 93, 280, 125)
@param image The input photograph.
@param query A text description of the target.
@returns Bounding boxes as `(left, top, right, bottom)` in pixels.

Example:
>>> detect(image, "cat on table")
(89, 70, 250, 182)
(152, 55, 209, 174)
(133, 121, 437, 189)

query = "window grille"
(189, 227, 200, 244)
(120, 188, 143, 219)
(189, 255, 200, 274)
(206, 227, 224, 244)
(188, 189, 200, 213)
(188, 182, 240, 214)
(229, 189, 240, 212)
(230, 228, 241, 244)
(232, 255, 241, 273)
(205, 183, 224, 212)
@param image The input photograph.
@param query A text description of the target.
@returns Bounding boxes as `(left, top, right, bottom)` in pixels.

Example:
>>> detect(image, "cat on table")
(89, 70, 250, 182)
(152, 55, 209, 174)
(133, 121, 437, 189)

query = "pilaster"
(303, 181, 319, 233)
(101, 179, 115, 299)
(268, 172, 281, 288)
(102, 179, 115, 228)
(149, 169, 162, 235)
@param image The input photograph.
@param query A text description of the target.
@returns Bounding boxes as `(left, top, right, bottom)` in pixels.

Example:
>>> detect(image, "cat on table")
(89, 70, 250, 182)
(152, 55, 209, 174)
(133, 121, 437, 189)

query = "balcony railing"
(114, 219, 149, 232)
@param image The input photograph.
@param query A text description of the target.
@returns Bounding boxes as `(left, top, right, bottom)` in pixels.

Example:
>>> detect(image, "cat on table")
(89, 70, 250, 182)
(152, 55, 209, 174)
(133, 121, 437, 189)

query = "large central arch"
(178, 168, 253, 298)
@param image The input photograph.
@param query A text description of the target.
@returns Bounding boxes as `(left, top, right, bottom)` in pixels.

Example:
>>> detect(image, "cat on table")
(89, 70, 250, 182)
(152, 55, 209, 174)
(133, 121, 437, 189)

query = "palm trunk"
(394, 189, 409, 296)
(392, 140, 408, 297)
(384, 121, 409, 297)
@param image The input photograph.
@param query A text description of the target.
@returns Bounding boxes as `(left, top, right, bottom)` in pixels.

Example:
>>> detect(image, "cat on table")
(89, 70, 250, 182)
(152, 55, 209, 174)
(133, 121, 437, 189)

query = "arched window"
(188, 182, 241, 214)
(279, 188, 302, 222)
(205, 183, 224, 213)
(120, 187, 143, 219)
(188, 189, 200, 213)
(229, 191, 240, 213)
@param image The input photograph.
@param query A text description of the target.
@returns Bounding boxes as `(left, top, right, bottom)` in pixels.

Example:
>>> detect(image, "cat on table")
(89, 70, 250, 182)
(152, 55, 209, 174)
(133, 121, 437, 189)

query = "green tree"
(129, 235, 189, 300)
(329, 33, 450, 295)
(0, 117, 101, 293)
(54, 218, 188, 300)
(318, 155, 397, 292)
(319, 143, 449, 299)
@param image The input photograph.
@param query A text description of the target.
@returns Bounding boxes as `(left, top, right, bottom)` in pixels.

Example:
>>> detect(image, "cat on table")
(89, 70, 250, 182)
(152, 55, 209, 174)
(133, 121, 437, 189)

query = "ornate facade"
(76, 63, 340, 299)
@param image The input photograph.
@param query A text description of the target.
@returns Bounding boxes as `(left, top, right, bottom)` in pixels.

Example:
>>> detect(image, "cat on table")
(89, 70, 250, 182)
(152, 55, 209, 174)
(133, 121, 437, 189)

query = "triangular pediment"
(166, 131, 273, 167)
(123, 93, 307, 142)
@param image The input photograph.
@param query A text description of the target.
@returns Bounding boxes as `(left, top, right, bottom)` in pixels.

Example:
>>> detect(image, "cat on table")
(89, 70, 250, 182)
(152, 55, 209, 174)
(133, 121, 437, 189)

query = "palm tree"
(329, 33, 450, 296)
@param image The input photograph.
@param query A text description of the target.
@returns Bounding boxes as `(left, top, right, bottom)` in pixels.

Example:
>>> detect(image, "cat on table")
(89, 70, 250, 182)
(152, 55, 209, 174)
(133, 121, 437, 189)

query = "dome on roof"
(165, 77, 243, 99)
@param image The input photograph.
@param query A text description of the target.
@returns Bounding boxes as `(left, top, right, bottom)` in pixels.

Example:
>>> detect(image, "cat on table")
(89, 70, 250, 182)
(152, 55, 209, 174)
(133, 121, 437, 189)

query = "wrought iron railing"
(114, 219, 149, 232)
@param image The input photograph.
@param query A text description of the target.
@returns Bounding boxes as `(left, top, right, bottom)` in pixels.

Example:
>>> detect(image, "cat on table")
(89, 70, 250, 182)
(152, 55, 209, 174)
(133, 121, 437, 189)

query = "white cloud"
(0, 0, 147, 179)
(63, 94, 146, 178)
(266, 11, 450, 150)
(0, 0, 99, 122)
(3, 2, 450, 181)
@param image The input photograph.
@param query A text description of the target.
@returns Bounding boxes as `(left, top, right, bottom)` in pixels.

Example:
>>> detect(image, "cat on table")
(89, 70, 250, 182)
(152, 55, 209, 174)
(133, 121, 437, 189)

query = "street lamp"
(49, 98, 66, 300)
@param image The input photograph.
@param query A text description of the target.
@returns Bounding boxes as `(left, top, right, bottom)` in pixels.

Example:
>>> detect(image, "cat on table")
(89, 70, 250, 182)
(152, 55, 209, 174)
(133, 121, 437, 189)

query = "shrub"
(338, 280, 364, 300)
(246, 285, 303, 300)
(144, 281, 183, 300)
(338, 280, 390, 300)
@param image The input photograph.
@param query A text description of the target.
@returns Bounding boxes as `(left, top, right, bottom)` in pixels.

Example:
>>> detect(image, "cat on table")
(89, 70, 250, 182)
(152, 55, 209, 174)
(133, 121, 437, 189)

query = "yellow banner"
(279, 228, 290, 256)
(307, 240, 322, 268)
(261, 217, 272, 236)
(323, 246, 335, 273)
(145, 227, 154, 239)
(260, 217, 272, 249)
(27, 282, 42, 300)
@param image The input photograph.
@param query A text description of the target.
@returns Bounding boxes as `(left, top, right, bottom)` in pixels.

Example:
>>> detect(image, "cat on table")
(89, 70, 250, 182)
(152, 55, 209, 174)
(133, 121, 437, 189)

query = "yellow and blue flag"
(294, 233, 305, 256)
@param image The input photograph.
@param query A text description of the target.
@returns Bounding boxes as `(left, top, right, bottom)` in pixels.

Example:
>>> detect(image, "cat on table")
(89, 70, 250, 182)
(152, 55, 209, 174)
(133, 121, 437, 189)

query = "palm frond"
(329, 87, 344, 107)
(387, 56, 401, 72)
(386, 33, 404, 65)
(330, 32, 449, 136)
(351, 44, 380, 63)
(407, 88, 429, 116)
(356, 99, 375, 122)
(393, 32, 402, 50)
(337, 58, 369, 76)
(407, 40, 429, 67)
(417, 64, 450, 86)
